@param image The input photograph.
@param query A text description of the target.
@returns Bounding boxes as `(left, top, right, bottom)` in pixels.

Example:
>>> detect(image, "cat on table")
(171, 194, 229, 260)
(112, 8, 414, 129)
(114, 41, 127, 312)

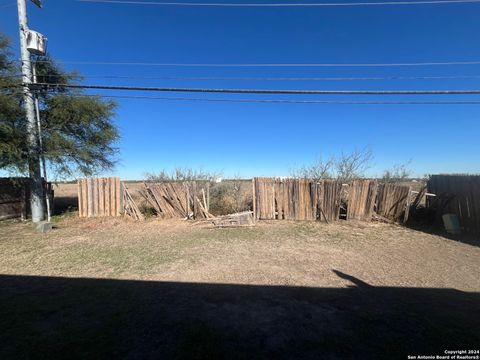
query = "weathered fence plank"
(317, 180, 341, 222)
(347, 180, 378, 221)
(141, 181, 212, 220)
(77, 179, 84, 218)
(78, 177, 122, 218)
(253, 178, 341, 222)
(376, 183, 411, 223)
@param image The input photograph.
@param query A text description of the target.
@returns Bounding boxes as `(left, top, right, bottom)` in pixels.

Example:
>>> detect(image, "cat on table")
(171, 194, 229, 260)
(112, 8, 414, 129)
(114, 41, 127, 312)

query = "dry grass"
(1, 217, 479, 359)
(1, 217, 479, 290)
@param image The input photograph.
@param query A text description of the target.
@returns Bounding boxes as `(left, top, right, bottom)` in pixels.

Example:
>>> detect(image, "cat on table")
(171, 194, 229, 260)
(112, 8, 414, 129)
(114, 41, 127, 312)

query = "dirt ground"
(0, 217, 479, 290)
(1, 215, 479, 359)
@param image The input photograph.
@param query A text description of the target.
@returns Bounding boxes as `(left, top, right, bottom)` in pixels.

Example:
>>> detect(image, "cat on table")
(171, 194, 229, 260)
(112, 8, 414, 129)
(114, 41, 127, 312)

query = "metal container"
(442, 213, 461, 235)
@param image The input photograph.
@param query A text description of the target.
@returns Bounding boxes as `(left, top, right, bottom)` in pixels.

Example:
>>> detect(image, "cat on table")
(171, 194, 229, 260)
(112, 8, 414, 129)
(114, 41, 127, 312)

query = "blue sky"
(1, 0, 480, 179)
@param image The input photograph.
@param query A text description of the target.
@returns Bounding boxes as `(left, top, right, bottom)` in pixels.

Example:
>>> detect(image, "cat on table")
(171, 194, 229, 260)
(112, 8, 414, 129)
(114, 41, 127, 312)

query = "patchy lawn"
(1, 218, 479, 359)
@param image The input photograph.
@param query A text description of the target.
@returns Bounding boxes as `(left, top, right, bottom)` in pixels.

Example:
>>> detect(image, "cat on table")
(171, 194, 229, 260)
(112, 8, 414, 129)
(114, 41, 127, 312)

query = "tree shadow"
(1, 271, 478, 359)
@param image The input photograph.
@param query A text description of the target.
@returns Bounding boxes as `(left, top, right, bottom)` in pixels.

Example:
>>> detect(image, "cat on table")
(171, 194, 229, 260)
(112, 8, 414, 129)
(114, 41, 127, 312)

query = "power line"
(77, 0, 480, 7)
(27, 59, 480, 67)
(0, 2, 15, 9)
(12, 73, 480, 81)
(32, 82, 480, 94)
(79, 94, 480, 104)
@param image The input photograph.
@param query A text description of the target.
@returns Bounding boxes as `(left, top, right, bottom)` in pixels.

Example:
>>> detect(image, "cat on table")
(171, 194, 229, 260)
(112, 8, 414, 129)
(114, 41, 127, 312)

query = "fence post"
(252, 178, 257, 221)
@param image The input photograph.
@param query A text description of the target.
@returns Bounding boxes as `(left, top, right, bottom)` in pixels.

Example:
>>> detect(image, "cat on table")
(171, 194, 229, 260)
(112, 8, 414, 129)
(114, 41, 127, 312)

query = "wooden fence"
(253, 178, 340, 221)
(376, 183, 411, 223)
(346, 180, 378, 221)
(314, 180, 342, 222)
(253, 177, 414, 223)
(0, 178, 28, 220)
(77, 177, 122, 218)
(427, 175, 480, 234)
(0, 178, 52, 220)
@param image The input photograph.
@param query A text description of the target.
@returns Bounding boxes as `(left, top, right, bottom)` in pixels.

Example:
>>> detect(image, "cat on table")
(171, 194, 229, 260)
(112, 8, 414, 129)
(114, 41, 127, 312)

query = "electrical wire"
(11, 73, 480, 81)
(26, 60, 480, 67)
(77, 0, 480, 7)
(31, 82, 480, 95)
(0, 2, 15, 9)
(78, 93, 480, 104)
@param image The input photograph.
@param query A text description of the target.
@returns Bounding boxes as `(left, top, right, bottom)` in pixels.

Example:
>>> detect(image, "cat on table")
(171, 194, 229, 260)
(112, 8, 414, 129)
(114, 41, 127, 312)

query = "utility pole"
(17, 0, 46, 223)
(32, 65, 51, 222)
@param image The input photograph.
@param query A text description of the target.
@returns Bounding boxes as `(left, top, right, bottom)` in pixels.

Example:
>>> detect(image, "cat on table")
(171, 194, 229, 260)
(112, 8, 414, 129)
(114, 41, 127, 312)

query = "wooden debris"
(372, 213, 395, 224)
(123, 186, 144, 221)
(209, 211, 255, 227)
(141, 181, 213, 220)
(409, 186, 427, 213)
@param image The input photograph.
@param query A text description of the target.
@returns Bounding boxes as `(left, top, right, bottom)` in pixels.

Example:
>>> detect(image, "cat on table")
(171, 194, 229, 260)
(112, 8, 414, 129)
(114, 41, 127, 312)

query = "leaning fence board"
(78, 177, 122, 218)
(141, 181, 213, 220)
(123, 186, 144, 221)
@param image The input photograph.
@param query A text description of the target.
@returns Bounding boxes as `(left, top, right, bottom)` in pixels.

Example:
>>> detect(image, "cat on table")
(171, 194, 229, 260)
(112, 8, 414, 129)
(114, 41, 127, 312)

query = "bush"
(209, 179, 252, 216)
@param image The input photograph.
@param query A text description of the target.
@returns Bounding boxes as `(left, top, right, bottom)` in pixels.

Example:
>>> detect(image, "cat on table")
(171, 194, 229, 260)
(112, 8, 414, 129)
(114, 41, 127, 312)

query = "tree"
(145, 167, 222, 183)
(335, 147, 374, 183)
(382, 162, 412, 182)
(291, 155, 334, 181)
(293, 147, 374, 182)
(0, 34, 119, 178)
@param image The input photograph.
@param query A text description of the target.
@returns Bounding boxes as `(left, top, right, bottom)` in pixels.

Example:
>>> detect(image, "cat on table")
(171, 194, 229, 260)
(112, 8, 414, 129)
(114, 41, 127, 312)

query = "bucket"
(442, 213, 461, 235)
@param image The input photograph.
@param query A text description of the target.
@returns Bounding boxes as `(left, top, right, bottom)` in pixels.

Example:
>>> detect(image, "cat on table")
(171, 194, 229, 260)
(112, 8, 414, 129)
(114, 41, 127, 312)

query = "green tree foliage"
(0, 34, 119, 178)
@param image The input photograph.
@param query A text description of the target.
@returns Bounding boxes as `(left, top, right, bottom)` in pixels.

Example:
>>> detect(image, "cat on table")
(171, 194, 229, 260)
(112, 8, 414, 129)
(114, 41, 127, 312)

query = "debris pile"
(141, 182, 213, 219)
(123, 186, 144, 221)
(210, 211, 255, 227)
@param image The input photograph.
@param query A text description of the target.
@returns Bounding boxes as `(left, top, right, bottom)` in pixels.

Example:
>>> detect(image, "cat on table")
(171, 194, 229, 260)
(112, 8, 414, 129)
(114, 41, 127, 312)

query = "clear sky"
(1, 0, 480, 179)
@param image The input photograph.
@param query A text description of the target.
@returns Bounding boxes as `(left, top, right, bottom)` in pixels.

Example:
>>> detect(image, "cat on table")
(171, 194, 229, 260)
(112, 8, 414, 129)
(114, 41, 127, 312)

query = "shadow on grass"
(1, 271, 478, 359)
